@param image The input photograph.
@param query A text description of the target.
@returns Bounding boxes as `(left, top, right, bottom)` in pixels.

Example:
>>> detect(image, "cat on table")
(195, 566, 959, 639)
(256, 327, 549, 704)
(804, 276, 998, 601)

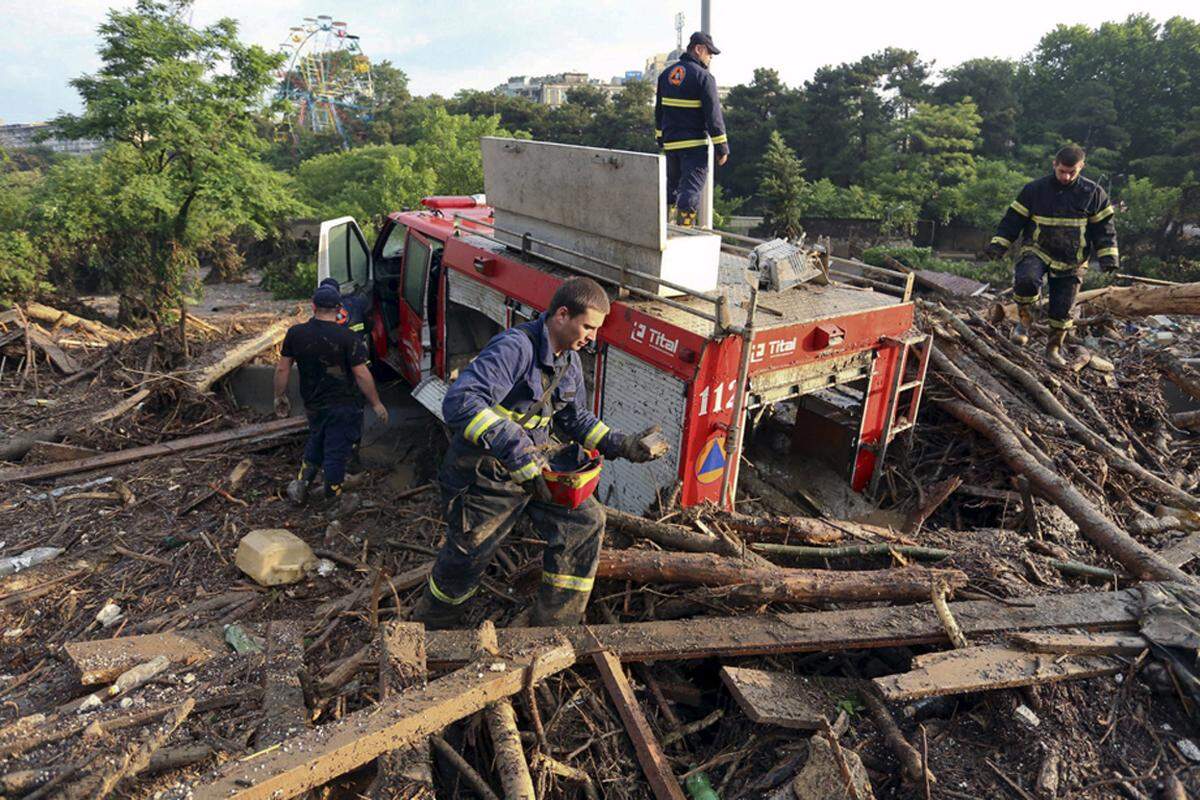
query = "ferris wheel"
(276, 16, 374, 146)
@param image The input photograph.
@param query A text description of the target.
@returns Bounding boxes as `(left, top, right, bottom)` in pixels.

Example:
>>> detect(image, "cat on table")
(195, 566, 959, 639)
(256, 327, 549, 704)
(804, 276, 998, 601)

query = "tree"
(759, 131, 806, 240)
(52, 0, 301, 333)
(935, 59, 1020, 157)
(717, 68, 792, 203)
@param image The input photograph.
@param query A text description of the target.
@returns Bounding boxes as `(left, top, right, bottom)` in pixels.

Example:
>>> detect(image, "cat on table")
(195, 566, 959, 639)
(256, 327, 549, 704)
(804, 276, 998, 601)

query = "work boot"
(529, 585, 592, 627)
(667, 204, 679, 225)
(679, 210, 697, 228)
(324, 487, 360, 517)
(411, 585, 467, 630)
(346, 443, 364, 477)
(1011, 305, 1033, 346)
(1045, 327, 1069, 368)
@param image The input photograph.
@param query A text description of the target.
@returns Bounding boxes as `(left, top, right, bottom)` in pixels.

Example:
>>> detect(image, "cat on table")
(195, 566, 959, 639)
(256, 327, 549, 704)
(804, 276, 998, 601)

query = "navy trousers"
(1012, 253, 1083, 330)
(302, 405, 363, 487)
(666, 148, 708, 213)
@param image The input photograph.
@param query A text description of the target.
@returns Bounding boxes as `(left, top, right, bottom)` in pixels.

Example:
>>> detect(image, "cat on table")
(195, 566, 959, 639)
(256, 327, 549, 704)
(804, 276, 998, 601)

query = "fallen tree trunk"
(0, 416, 306, 484)
(1160, 354, 1200, 404)
(605, 507, 732, 555)
(179, 314, 297, 394)
(938, 398, 1193, 583)
(595, 549, 967, 603)
(24, 301, 129, 342)
(1075, 281, 1200, 317)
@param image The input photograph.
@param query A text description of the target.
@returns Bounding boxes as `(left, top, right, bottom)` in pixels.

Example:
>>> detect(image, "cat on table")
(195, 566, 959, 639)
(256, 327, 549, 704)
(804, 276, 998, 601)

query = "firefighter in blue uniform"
(320, 277, 372, 474)
(655, 31, 729, 227)
(985, 145, 1119, 367)
(412, 278, 664, 629)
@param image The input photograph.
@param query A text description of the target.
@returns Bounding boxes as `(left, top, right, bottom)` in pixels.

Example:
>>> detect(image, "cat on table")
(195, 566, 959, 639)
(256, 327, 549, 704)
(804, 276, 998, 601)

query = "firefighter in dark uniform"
(274, 282, 388, 507)
(412, 278, 664, 629)
(655, 31, 729, 227)
(320, 277, 371, 474)
(985, 145, 1119, 367)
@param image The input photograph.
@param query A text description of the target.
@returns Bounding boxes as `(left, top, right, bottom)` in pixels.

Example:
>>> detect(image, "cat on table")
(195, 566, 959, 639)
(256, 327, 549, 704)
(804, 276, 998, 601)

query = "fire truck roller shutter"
(596, 347, 687, 514)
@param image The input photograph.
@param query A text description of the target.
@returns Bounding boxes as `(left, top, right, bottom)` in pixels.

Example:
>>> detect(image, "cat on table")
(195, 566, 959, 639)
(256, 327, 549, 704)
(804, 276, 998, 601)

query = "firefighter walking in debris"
(985, 144, 1119, 367)
(413, 278, 665, 629)
(655, 31, 729, 227)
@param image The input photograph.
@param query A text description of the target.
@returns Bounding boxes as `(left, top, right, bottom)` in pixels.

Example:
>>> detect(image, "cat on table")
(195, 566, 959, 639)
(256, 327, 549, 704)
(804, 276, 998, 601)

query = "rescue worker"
(413, 278, 664, 629)
(655, 31, 729, 227)
(320, 277, 371, 475)
(274, 282, 388, 508)
(984, 145, 1119, 367)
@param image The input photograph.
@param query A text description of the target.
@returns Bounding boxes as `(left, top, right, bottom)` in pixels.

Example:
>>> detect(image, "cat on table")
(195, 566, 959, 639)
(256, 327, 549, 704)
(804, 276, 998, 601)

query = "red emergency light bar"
(420, 196, 481, 210)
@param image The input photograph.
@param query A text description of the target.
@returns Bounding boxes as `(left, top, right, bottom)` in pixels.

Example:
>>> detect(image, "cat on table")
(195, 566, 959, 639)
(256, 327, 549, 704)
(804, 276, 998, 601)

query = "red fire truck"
(317, 140, 930, 514)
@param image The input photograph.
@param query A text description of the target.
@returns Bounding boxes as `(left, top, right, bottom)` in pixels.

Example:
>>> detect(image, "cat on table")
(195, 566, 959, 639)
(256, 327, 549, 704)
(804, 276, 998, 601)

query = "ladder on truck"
(867, 331, 934, 495)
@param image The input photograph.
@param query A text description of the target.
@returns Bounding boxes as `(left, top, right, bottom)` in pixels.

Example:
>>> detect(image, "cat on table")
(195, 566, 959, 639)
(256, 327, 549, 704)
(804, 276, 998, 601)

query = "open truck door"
(394, 230, 441, 386)
(317, 216, 373, 347)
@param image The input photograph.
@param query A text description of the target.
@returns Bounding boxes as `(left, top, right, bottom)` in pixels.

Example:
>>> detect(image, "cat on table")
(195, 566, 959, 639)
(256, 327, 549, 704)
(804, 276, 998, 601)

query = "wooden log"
(595, 548, 966, 602)
(938, 399, 1193, 584)
(1075, 281, 1200, 317)
(425, 585, 1143, 667)
(592, 650, 687, 800)
(719, 667, 861, 730)
(0, 417, 306, 484)
(873, 645, 1121, 701)
(478, 622, 535, 800)
(604, 507, 728, 555)
(255, 621, 308, 748)
(858, 685, 932, 786)
(902, 476, 962, 535)
(748, 542, 953, 561)
(705, 510, 883, 544)
(25, 441, 101, 463)
(1009, 632, 1149, 656)
(181, 315, 296, 394)
(935, 305, 1200, 510)
(23, 302, 128, 341)
(1173, 410, 1200, 432)
(66, 628, 226, 685)
(183, 642, 574, 800)
(1161, 355, 1200, 404)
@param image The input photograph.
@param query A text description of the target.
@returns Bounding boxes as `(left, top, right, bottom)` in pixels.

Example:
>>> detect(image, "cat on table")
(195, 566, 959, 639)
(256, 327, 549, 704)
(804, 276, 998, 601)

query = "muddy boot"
(679, 210, 697, 228)
(667, 204, 679, 226)
(411, 585, 467, 630)
(286, 462, 318, 505)
(1045, 327, 1069, 368)
(1011, 305, 1033, 346)
(529, 585, 591, 627)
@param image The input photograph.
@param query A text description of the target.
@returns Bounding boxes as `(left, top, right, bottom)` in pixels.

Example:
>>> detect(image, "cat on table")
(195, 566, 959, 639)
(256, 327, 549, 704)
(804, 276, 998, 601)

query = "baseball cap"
(688, 31, 720, 55)
(312, 283, 342, 308)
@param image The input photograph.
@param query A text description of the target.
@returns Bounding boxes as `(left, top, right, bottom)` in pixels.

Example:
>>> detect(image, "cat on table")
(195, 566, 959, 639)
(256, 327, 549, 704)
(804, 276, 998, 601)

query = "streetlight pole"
(701, 0, 710, 34)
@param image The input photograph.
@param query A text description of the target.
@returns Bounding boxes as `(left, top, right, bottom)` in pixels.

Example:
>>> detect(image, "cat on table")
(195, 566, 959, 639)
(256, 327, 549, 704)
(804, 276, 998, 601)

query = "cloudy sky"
(2, 0, 1197, 124)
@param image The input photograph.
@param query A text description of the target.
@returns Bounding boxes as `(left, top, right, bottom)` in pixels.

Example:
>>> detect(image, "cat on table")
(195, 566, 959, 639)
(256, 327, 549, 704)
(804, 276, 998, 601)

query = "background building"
(0, 122, 103, 156)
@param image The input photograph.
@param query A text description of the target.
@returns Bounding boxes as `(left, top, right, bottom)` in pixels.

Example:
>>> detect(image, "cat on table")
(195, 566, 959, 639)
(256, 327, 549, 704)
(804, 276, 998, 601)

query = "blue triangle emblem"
(699, 441, 725, 474)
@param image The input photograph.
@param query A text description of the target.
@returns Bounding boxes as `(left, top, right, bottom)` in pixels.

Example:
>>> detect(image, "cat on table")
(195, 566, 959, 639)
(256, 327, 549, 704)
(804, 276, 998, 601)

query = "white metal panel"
(412, 375, 449, 422)
(596, 347, 687, 514)
(447, 269, 508, 327)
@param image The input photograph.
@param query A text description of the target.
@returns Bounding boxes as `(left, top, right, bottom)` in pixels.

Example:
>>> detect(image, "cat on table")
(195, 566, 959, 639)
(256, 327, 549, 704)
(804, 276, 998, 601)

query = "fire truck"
(316, 139, 930, 514)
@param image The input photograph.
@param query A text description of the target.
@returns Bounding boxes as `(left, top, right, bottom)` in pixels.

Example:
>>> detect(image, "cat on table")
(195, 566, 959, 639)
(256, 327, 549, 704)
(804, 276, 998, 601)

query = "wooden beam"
(592, 650, 687, 800)
(719, 667, 861, 730)
(66, 628, 226, 686)
(255, 621, 308, 748)
(873, 645, 1121, 701)
(184, 642, 574, 800)
(1009, 632, 1149, 656)
(375, 622, 434, 798)
(425, 586, 1142, 667)
(1160, 532, 1200, 568)
(26, 325, 80, 374)
(0, 417, 306, 484)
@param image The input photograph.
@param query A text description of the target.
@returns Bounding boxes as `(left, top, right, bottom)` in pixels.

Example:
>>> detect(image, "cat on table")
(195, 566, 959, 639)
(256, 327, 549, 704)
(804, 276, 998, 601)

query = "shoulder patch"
(668, 65, 686, 86)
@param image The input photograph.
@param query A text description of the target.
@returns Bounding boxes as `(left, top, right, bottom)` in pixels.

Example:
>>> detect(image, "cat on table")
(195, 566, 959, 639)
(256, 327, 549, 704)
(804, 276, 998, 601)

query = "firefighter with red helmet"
(655, 31, 729, 227)
(412, 278, 664, 629)
(984, 144, 1119, 367)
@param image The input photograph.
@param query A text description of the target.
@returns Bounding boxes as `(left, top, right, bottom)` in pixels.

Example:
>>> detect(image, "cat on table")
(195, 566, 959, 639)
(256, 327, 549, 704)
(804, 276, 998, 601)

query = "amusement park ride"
(275, 16, 374, 147)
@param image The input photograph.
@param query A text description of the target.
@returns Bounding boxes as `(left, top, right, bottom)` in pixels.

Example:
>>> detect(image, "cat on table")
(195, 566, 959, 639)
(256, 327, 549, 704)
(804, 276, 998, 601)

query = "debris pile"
(0, 285, 1199, 799)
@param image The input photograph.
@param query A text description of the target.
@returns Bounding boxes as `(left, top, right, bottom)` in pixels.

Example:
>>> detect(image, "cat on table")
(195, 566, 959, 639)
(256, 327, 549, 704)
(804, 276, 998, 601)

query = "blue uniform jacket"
(442, 314, 626, 482)
(654, 52, 729, 156)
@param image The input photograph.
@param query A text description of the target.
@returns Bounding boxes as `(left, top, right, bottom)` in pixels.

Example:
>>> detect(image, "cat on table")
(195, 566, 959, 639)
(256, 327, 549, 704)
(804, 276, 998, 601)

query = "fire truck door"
(371, 219, 408, 346)
(396, 231, 441, 386)
(317, 216, 373, 337)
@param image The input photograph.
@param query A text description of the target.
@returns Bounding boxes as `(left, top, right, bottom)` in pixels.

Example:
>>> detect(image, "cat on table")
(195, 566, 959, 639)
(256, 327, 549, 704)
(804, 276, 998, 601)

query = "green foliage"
(952, 159, 1032, 229)
(759, 131, 806, 239)
(0, 231, 50, 304)
(862, 244, 1012, 285)
(261, 258, 318, 300)
(50, 0, 303, 326)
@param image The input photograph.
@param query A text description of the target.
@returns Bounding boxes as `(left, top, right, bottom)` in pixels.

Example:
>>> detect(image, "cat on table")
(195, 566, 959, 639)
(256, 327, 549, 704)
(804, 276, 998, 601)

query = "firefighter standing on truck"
(413, 278, 664, 629)
(985, 144, 1119, 367)
(655, 31, 729, 228)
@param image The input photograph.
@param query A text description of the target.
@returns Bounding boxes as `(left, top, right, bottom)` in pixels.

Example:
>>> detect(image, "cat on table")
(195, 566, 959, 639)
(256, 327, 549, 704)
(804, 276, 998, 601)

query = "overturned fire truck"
(317, 139, 930, 514)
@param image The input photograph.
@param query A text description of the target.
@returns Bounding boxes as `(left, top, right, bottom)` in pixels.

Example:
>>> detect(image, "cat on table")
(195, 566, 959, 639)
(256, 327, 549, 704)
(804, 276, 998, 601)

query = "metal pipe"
(701, 0, 711, 34)
(719, 284, 758, 511)
(710, 228, 767, 246)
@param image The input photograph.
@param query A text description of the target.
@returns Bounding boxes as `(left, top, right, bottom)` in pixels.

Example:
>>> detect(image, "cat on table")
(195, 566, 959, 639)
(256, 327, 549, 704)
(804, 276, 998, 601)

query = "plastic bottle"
(684, 772, 719, 800)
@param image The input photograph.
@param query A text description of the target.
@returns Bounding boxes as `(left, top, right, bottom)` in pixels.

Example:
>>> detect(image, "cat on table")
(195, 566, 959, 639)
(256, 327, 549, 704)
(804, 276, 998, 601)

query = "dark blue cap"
(319, 277, 340, 290)
(688, 31, 720, 54)
(313, 283, 341, 308)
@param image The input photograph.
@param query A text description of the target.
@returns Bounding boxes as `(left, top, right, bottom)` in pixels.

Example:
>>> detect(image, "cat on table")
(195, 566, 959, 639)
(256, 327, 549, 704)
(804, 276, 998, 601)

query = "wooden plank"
(425, 587, 1142, 667)
(26, 325, 80, 374)
(719, 667, 862, 730)
(255, 621, 308, 748)
(1160, 532, 1200, 568)
(0, 417, 306, 484)
(184, 642, 574, 800)
(873, 645, 1122, 701)
(1009, 632, 1149, 656)
(26, 440, 101, 463)
(592, 650, 687, 800)
(66, 628, 226, 685)
(376, 622, 434, 797)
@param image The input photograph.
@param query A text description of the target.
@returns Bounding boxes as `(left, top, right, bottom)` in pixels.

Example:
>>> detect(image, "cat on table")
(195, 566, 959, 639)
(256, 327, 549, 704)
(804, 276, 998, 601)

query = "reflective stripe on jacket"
(441, 314, 624, 479)
(654, 53, 729, 156)
(991, 174, 1119, 271)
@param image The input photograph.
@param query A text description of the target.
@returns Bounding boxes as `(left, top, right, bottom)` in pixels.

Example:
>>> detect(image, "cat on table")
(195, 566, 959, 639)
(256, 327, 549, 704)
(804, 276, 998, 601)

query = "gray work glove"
(614, 425, 667, 463)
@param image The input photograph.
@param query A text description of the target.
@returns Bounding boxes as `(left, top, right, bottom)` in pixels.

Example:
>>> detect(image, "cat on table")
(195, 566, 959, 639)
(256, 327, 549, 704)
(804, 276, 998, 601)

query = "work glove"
(613, 425, 667, 463)
(274, 395, 291, 419)
(520, 474, 554, 503)
(981, 242, 1007, 262)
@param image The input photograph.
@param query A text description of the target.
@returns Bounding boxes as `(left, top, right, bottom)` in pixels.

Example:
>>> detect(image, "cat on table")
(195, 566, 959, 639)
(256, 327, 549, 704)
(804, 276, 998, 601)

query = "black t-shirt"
(281, 318, 368, 410)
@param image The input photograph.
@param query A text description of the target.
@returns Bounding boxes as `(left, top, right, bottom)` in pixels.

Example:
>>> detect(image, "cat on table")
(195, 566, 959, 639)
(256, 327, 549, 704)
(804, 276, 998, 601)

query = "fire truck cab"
(317, 139, 930, 514)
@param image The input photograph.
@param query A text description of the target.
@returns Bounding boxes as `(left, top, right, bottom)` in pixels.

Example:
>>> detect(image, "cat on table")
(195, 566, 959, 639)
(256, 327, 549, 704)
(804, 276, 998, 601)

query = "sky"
(2, 0, 1198, 125)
